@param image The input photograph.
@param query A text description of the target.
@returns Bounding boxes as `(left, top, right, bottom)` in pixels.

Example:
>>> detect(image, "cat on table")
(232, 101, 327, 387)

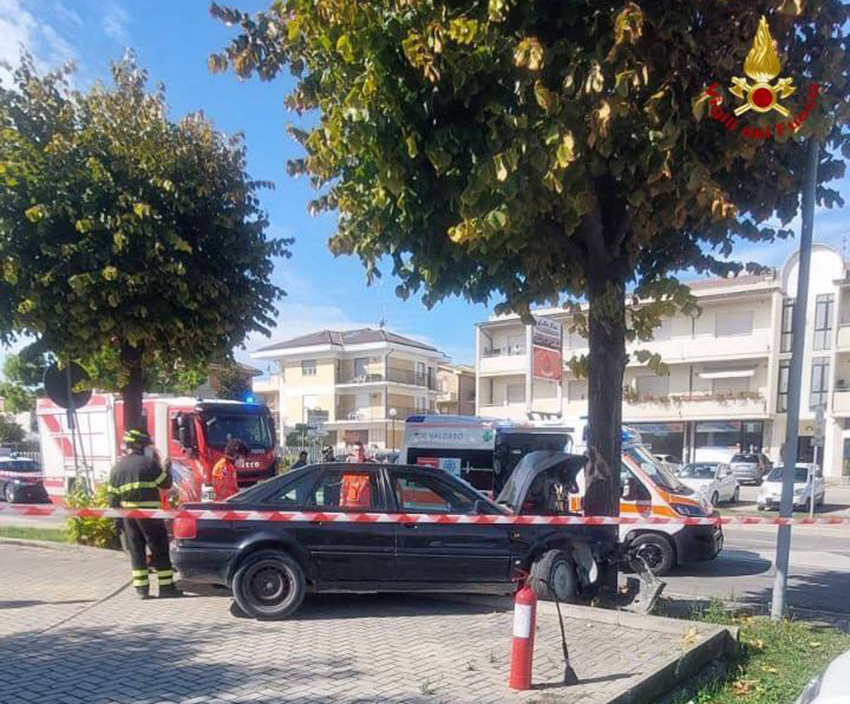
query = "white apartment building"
(251, 328, 447, 452)
(475, 244, 850, 480)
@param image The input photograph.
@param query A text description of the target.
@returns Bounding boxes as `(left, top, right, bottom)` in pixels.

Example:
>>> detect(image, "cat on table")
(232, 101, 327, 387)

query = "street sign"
(43, 362, 92, 410)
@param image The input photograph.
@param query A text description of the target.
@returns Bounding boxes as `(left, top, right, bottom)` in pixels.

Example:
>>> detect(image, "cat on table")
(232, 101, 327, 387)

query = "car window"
(679, 464, 717, 479)
(264, 472, 319, 506)
(620, 463, 651, 501)
(0, 460, 39, 472)
(308, 470, 381, 511)
(732, 454, 758, 463)
(391, 472, 477, 514)
(766, 467, 809, 483)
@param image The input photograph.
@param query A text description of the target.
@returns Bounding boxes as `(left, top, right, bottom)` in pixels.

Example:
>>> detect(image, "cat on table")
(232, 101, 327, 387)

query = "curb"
(0, 537, 123, 557)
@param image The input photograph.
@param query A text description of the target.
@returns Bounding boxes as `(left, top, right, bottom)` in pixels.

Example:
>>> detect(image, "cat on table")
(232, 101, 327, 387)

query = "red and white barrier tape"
(0, 503, 848, 526)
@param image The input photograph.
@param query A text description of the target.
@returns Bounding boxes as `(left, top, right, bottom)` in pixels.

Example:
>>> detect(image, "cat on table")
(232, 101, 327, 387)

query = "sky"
(2, 0, 850, 374)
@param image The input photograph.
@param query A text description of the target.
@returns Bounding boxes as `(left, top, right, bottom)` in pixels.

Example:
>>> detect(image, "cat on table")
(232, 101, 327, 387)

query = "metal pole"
(771, 138, 819, 621)
(809, 448, 817, 521)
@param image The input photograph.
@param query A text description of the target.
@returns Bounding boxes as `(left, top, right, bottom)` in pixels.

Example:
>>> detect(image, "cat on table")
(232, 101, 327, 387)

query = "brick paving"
(1, 541, 716, 704)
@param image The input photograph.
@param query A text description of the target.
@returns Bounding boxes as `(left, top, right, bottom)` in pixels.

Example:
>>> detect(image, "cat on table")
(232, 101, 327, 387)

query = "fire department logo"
(729, 16, 795, 117)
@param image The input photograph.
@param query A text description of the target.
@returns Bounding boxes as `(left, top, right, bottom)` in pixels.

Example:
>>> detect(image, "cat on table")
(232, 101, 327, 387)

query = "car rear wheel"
(529, 549, 577, 603)
(4, 484, 16, 504)
(629, 534, 675, 576)
(710, 492, 720, 507)
(232, 551, 306, 620)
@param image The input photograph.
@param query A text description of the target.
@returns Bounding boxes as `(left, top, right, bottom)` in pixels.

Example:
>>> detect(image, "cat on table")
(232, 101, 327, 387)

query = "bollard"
(509, 580, 537, 690)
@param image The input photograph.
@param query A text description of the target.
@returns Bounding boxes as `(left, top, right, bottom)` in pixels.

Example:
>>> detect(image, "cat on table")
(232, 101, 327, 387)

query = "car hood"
(761, 480, 807, 492)
(679, 478, 713, 492)
(496, 450, 587, 513)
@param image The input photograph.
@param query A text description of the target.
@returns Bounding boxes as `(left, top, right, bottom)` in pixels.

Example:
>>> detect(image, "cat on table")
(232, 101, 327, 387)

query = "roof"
(685, 272, 776, 291)
(256, 328, 439, 354)
(439, 363, 475, 375)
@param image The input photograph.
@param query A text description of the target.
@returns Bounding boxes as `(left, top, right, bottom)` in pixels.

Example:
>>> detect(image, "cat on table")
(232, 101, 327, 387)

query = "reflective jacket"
(211, 457, 239, 501)
(107, 453, 172, 509)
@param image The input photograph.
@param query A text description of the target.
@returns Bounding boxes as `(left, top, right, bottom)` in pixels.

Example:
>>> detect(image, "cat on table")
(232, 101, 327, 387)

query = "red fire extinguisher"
(509, 578, 537, 690)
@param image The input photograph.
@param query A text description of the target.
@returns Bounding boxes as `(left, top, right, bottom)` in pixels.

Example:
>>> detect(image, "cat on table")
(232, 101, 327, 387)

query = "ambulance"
(572, 424, 723, 575)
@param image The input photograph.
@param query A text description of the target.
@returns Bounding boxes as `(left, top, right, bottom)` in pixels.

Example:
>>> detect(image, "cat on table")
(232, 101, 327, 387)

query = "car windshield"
(732, 454, 758, 463)
(625, 445, 691, 494)
(0, 460, 39, 472)
(203, 414, 273, 450)
(766, 467, 809, 483)
(679, 464, 717, 479)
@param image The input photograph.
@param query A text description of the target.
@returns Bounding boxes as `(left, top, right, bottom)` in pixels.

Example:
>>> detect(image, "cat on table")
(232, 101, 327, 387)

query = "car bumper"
(758, 496, 807, 510)
(672, 523, 723, 564)
(732, 469, 761, 484)
(6, 483, 50, 503)
(170, 542, 238, 586)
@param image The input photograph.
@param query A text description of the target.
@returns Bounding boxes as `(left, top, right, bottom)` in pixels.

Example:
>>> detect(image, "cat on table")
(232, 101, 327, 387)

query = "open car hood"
(496, 450, 588, 514)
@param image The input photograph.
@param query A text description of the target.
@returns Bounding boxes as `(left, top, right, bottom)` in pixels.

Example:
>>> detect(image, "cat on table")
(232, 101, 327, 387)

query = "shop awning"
(698, 369, 756, 379)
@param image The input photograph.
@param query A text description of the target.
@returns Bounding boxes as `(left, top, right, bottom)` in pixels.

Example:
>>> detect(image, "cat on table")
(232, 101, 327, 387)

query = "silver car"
(728, 452, 772, 486)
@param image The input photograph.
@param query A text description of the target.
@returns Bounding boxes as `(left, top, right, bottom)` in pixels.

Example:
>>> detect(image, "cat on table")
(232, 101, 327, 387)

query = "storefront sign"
(531, 317, 562, 382)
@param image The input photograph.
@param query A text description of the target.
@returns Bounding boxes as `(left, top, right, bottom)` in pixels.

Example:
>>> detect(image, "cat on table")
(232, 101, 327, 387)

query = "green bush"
(65, 484, 119, 549)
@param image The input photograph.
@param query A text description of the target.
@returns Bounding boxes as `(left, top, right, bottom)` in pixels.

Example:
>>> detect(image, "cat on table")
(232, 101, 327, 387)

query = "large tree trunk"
(585, 264, 627, 594)
(120, 343, 145, 432)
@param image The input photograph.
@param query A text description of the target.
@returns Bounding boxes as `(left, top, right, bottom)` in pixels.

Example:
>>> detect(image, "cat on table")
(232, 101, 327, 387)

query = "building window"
(813, 294, 834, 351)
(506, 383, 525, 404)
(713, 376, 749, 394)
(301, 359, 317, 377)
(636, 374, 669, 399)
(715, 310, 753, 337)
(810, 357, 830, 409)
(777, 360, 790, 412)
(568, 379, 588, 401)
(781, 298, 795, 353)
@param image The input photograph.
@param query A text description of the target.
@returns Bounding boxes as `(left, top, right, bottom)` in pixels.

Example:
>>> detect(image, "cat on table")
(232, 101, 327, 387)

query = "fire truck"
(37, 394, 277, 503)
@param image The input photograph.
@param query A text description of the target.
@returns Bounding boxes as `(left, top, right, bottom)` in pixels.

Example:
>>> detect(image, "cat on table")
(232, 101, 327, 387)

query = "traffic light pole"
(770, 138, 819, 621)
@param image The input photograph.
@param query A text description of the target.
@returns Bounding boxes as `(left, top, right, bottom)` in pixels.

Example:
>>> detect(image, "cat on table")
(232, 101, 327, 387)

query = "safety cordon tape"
(0, 503, 848, 526)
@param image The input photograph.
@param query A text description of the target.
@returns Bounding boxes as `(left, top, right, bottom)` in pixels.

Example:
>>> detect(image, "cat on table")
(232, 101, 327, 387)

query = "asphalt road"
(663, 523, 850, 617)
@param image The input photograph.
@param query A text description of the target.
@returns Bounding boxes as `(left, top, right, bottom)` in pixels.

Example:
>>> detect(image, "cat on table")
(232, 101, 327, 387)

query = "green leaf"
(336, 34, 354, 62)
(24, 205, 47, 222)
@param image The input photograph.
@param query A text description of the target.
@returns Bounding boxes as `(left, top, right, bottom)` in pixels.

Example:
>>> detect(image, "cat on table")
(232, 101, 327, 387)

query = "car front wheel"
(4, 484, 16, 504)
(731, 487, 740, 503)
(232, 551, 306, 620)
(629, 534, 675, 576)
(529, 549, 577, 603)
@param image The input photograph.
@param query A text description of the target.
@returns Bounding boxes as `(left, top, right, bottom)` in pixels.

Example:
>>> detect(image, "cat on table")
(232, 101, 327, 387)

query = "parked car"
(0, 456, 49, 504)
(171, 454, 618, 619)
(757, 464, 825, 511)
(693, 446, 737, 465)
(795, 647, 850, 704)
(676, 462, 740, 506)
(728, 452, 772, 486)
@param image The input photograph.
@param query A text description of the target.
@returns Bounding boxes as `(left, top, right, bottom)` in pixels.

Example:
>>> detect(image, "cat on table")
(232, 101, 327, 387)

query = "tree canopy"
(215, 361, 253, 400)
(0, 53, 290, 427)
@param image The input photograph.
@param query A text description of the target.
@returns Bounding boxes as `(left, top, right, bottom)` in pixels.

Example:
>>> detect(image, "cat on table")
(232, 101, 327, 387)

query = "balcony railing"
(333, 406, 422, 422)
(482, 345, 526, 358)
(335, 369, 436, 389)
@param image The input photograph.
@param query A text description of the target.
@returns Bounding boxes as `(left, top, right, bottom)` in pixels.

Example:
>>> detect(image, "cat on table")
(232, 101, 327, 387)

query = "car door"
(388, 468, 511, 584)
(716, 465, 734, 501)
(283, 466, 395, 583)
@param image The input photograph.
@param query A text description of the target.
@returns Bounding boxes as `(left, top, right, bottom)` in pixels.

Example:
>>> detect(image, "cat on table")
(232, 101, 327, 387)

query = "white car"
(676, 462, 740, 506)
(758, 464, 826, 511)
(795, 648, 850, 704)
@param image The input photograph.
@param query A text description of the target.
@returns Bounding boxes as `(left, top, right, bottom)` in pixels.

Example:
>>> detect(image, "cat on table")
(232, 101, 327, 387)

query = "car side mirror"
(621, 478, 633, 500)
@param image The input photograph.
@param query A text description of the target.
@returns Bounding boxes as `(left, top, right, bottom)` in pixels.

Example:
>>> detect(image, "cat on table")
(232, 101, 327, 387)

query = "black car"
(171, 452, 618, 619)
(0, 457, 50, 503)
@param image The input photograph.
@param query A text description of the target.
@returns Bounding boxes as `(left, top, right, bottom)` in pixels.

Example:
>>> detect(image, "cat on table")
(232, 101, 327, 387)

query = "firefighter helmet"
(124, 428, 152, 451)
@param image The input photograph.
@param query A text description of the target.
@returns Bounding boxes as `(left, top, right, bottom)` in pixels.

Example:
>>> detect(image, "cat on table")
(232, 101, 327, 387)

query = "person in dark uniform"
(107, 429, 180, 599)
(291, 451, 309, 469)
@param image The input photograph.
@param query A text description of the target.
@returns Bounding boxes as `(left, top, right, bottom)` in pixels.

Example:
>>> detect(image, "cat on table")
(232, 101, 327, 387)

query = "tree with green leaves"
(0, 414, 25, 444)
(211, 1, 849, 523)
(0, 54, 290, 430)
(215, 361, 252, 400)
(0, 341, 49, 413)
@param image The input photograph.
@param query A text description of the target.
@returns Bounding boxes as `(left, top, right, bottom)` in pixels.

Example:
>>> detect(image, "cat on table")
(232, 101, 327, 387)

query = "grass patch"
(0, 525, 68, 543)
(670, 600, 850, 704)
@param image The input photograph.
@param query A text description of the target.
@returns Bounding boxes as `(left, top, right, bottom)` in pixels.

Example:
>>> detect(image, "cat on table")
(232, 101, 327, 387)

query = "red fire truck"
(37, 395, 277, 503)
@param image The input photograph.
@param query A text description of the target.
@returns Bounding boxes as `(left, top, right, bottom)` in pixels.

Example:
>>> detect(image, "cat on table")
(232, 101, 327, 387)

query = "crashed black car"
(171, 452, 616, 619)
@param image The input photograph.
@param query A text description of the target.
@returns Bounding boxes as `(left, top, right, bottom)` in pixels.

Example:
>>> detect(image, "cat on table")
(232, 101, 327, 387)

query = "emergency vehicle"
(399, 414, 574, 493)
(37, 394, 277, 503)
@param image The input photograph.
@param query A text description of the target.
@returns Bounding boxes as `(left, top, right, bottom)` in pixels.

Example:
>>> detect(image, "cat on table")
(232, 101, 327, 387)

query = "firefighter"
(322, 445, 336, 463)
(107, 429, 180, 599)
(210, 438, 248, 501)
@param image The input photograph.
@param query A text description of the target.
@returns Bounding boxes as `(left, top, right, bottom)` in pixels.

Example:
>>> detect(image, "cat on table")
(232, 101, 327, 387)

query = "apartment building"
(436, 364, 476, 416)
(475, 244, 850, 480)
(251, 328, 447, 452)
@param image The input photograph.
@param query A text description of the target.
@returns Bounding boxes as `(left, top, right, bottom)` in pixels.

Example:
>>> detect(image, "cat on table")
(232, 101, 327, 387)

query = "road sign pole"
(771, 138, 819, 621)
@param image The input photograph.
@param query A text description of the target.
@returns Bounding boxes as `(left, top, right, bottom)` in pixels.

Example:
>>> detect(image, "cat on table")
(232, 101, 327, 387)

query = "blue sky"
(2, 0, 850, 372)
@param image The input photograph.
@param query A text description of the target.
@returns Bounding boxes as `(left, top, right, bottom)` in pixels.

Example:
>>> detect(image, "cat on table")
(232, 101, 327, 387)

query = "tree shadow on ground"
(738, 569, 850, 617)
(671, 550, 772, 578)
(0, 599, 94, 609)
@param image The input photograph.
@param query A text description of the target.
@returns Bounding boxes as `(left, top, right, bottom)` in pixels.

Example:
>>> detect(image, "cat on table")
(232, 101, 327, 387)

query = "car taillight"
(173, 517, 197, 540)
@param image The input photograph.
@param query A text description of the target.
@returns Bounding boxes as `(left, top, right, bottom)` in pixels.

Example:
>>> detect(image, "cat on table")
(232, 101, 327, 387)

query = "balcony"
(336, 369, 436, 390)
(833, 389, 850, 415)
(479, 347, 527, 376)
(622, 391, 768, 421)
(332, 406, 421, 422)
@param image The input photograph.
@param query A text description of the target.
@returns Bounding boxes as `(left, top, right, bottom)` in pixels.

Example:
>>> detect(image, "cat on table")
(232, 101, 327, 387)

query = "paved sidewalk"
(0, 542, 732, 704)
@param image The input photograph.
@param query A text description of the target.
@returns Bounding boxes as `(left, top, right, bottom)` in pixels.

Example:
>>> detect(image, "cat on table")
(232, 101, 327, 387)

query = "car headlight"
(671, 503, 707, 517)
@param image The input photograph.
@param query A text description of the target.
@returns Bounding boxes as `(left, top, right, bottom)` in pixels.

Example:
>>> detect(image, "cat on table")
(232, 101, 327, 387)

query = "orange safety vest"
(211, 457, 239, 501)
(340, 474, 371, 509)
